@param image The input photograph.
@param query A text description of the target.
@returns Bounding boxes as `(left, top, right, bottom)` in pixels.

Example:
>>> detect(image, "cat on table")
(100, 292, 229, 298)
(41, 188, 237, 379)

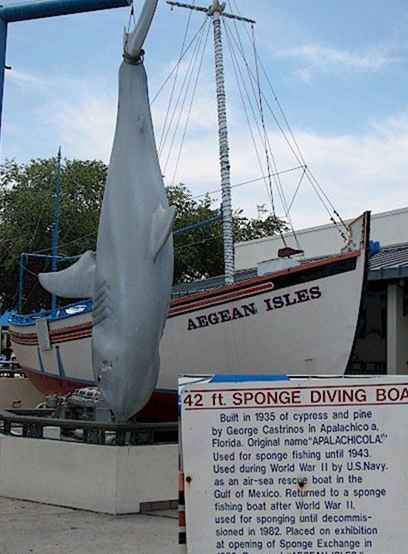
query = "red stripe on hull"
(22, 368, 178, 422)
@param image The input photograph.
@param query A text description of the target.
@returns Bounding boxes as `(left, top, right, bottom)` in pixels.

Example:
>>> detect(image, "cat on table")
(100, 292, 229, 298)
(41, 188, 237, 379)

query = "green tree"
(0, 158, 287, 312)
(0, 157, 106, 312)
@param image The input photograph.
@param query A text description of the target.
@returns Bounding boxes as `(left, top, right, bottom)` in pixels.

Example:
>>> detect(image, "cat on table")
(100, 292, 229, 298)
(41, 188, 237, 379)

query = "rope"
(192, 167, 306, 200)
(170, 21, 211, 187)
(151, 20, 207, 105)
(225, 1, 347, 239)
(223, 21, 272, 208)
(158, 1, 196, 153)
(162, 21, 207, 173)
(249, 24, 302, 249)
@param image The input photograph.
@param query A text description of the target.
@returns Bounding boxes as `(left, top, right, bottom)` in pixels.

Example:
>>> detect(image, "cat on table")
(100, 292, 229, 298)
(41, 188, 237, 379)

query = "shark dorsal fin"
(151, 205, 176, 262)
(39, 250, 96, 299)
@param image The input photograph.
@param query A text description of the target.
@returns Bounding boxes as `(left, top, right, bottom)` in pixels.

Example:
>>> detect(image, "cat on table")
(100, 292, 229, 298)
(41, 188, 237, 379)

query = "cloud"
(4, 66, 117, 161)
(276, 44, 400, 81)
(4, 66, 408, 232)
(6, 69, 47, 89)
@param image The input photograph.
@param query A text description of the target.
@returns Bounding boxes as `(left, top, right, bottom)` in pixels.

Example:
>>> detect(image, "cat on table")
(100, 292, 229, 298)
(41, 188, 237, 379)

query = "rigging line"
(229, 0, 345, 229)
(160, 22, 205, 162)
(31, 232, 96, 254)
(241, 21, 296, 245)
(226, 17, 301, 248)
(227, 20, 303, 168)
(225, 21, 311, 177)
(175, 236, 217, 252)
(223, 20, 270, 205)
(162, 20, 208, 175)
(225, 14, 307, 216)
(158, 0, 196, 154)
(162, 20, 207, 173)
(302, 169, 338, 222)
(258, 60, 346, 229)
(287, 166, 307, 214)
(229, 0, 306, 167)
(249, 22, 294, 247)
(171, 19, 211, 187)
(258, 59, 306, 167)
(151, 20, 207, 105)
(304, 166, 348, 230)
(227, 28, 336, 223)
(223, 21, 273, 208)
(192, 166, 306, 199)
(250, 24, 275, 213)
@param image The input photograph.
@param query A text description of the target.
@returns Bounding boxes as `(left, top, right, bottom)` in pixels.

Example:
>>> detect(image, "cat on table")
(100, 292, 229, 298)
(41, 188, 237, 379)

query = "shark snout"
(95, 347, 160, 422)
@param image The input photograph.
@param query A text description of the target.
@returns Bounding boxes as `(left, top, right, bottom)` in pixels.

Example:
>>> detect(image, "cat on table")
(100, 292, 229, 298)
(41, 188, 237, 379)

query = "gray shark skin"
(39, 0, 175, 422)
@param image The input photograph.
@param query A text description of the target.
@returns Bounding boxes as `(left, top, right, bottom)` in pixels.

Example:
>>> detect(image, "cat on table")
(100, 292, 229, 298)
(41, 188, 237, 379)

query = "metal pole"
(18, 253, 24, 313)
(0, 0, 130, 23)
(51, 147, 62, 318)
(168, 1, 253, 285)
(0, 18, 7, 141)
(211, 3, 234, 284)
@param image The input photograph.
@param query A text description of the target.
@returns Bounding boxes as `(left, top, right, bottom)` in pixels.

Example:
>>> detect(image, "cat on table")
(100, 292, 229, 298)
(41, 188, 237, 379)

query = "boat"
(8, 1, 371, 421)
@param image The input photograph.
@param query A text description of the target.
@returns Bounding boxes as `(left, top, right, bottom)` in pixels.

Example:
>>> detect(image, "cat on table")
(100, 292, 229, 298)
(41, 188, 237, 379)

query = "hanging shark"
(39, 0, 176, 422)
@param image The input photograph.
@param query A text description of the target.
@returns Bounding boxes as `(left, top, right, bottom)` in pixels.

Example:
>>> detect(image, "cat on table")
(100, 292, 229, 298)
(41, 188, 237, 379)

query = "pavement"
(0, 498, 179, 554)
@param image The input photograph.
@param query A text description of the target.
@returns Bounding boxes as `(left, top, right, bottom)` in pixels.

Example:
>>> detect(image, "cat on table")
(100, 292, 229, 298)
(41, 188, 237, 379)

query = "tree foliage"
(0, 158, 287, 312)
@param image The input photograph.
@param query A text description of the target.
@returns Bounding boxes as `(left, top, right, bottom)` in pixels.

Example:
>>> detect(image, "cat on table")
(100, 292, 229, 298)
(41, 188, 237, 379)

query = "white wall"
(235, 207, 408, 270)
(0, 436, 178, 514)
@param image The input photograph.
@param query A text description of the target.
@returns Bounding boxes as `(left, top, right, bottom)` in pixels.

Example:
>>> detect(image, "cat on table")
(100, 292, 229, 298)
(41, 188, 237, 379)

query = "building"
(235, 207, 408, 374)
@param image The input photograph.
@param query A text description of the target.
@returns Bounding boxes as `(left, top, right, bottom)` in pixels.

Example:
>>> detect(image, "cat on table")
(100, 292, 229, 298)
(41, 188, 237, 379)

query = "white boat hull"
(9, 213, 369, 420)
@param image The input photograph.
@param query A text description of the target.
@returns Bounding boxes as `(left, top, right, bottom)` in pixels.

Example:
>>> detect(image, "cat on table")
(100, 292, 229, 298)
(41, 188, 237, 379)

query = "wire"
(161, 21, 208, 172)
(170, 20, 211, 187)
(192, 167, 306, 199)
(223, 21, 270, 205)
(158, 1, 196, 153)
(151, 20, 207, 105)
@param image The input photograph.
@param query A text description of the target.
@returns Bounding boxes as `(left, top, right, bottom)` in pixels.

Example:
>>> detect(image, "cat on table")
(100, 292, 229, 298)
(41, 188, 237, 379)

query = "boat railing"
(0, 409, 178, 446)
(9, 299, 93, 326)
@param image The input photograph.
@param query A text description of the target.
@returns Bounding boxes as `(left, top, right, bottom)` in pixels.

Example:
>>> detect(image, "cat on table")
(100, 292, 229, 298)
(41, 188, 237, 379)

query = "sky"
(2, 0, 408, 229)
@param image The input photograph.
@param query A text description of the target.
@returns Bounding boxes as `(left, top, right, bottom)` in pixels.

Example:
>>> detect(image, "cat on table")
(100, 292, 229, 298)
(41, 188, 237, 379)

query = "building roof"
(369, 242, 408, 281)
(172, 242, 408, 298)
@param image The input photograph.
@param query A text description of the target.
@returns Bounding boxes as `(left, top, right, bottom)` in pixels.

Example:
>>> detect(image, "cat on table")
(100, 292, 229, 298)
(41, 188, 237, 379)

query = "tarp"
(0, 310, 12, 326)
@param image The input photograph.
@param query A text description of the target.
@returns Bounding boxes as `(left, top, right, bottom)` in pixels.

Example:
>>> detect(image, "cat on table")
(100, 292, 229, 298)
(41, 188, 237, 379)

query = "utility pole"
(167, 1, 255, 285)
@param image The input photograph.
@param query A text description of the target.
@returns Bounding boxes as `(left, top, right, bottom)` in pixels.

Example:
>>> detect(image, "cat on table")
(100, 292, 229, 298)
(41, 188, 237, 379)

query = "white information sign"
(180, 377, 408, 554)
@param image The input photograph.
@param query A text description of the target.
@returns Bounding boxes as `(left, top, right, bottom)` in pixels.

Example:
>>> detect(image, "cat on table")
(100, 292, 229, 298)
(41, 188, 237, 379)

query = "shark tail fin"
(39, 250, 96, 299)
(151, 205, 176, 262)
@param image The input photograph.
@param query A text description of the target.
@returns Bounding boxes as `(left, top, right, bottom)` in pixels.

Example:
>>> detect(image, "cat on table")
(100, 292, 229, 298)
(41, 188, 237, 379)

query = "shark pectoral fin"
(39, 250, 96, 299)
(151, 205, 176, 262)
